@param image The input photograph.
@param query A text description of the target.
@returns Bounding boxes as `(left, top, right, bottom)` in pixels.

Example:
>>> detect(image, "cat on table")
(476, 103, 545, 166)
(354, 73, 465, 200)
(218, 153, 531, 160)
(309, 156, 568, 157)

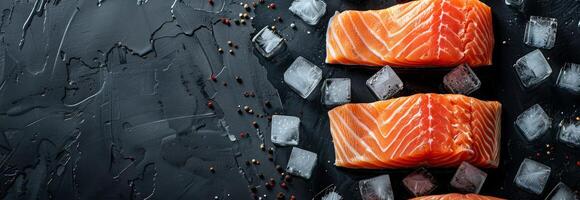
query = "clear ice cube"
(252, 26, 285, 58)
(366, 66, 403, 100)
(514, 158, 551, 194)
(513, 49, 552, 88)
(515, 104, 551, 141)
(286, 147, 317, 179)
(402, 168, 437, 197)
(443, 64, 481, 95)
(270, 115, 300, 146)
(359, 174, 395, 200)
(322, 78, 351, 106)
(321, 192, 343, 200)
(524, 16, 557, 49)
(545, 182, 577, 200)
(289, 0, 327, 25)
(558, 121, 579, 148)
(450, 162, 488, 193)
(556, 63, 580, 94)
(284, 56, 323, 98)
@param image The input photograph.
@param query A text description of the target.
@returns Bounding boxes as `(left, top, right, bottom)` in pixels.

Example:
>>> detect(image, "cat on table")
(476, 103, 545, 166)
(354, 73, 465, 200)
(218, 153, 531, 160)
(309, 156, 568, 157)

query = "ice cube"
(286, 147, 317, 179)
(284, 56, 323, 98)
(558, 121, 579, 148)
(513, 49, 552, 88)
(450, 162, 488, 193)
(321, 192, 343, 200)
(366, 66, 404, 100)
(402, 168, 437, 197)
(252, 26, 285, 58)
(545, 182, 577, 200)
(289, 0, 327, 25)
(556, 63, 580, 94)
(443, 64, 481, 95)
(524, 16, 557, 49)
(514, 158, 551, 194)
(505, 0, 524, 7)
(359, 174, 395, 200)
(515, 104, 551, 141)
(270, 115, 300, 146)
(322, 78, 351, 106)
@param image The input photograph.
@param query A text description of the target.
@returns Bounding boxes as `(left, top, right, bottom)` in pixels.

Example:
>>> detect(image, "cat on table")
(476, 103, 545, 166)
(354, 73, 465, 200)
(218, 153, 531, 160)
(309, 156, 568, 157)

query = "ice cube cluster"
(450, 162, 488, 194)
(286, 147, 317, 179)
(524, 16, 557, 49)
(321, 78, 351, 106)
(284, 56, 323, 98)
(556, 63, 580, 94)
(402, 168, 437, 197)
(558, 121, 579, 148)
(366, 66, 404, 100)
(443, 64, 481, 95)
(513, 49, 552, 89)
(359, 174, 395, 200)
(515, 104, 551, 142)
(289, 0, 327, 25)
(270, 115, 300, 146)
(514, 158, 551, 194)
(252, 26, 285, 58)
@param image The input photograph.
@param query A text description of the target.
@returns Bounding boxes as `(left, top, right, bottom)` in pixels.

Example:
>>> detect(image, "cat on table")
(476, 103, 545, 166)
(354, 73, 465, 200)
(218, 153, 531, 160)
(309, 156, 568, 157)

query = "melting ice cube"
(286, 147, 317, 179)
(545, 182, 577, 200)
(366, 66, 403, 100)
(321, 192, 343, 200)
(322, 78, 351, 106)
(514, 158, 551, 194)
(558, 121, 579, 148)
(402, 168, 437, 197)
(284, 56, 323, 98)
(515, 104, 551, 141)
(252, 26, 285, 58)
(513, 49, 552, 88)
(450, 162, 488, 193)
(289, 0, 327, 25)
(524, 16, 557, 49)
(443, 64, 481, 95)
(556, 63, 580, 94)
(359, 174, 395, 200)
(270, 115, 300, 146)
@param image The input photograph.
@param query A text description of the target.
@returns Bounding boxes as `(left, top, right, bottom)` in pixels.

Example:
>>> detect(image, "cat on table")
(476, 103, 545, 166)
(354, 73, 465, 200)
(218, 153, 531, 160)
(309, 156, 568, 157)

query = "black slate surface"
(0, 0, 578, 199)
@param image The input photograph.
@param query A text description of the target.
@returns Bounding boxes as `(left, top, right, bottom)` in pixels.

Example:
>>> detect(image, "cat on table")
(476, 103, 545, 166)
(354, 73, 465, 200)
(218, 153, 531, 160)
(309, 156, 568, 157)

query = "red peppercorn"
(268, 3, 276, 9)
(207, 100, 214, 109)
(280, 181, 288, 189)
(221, 18, 231, 25)
(210, 73, 217, 81)
(576, 161, 580, 167)
(290, 195, 296, 200)
(208, 0, 214, 5)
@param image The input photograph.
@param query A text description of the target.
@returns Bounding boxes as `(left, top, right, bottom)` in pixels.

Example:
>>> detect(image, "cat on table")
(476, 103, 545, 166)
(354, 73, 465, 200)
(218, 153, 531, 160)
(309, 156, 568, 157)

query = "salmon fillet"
(410, 193, 505, 200)
(325, 0, 494, 67)
(328, 94, 501, 169)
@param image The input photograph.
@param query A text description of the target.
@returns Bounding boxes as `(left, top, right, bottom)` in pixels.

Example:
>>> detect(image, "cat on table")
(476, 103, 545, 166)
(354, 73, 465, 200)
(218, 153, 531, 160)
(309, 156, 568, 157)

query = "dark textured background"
(0, 0, 578, 199)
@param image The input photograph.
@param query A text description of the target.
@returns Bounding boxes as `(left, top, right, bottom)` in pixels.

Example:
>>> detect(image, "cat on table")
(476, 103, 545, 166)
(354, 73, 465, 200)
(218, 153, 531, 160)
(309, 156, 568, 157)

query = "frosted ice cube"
(270, 115, 300, 146)
(513, 49, 552, 88)
(289, 0, 327, 25)
(359, 174, 395, 200)
(284, 56, 323, 98)
(402, 168, 437, 197)
(322, 78, 351, 106)
(366, 66, 403, 100)
(443, 64, 481, 95)
(321, 192, 343, 200)
(514, 158, 551, 194)
(556, 63, 580, 94)
(286, 147, 317, 179)
(558, 121, 579, 148)
(450, 162, 488, 193)
(515, 104, 551, 141)
(545, 182, 577, 200)
(524, 16, 557, 49)
(252, 26, 285, 58)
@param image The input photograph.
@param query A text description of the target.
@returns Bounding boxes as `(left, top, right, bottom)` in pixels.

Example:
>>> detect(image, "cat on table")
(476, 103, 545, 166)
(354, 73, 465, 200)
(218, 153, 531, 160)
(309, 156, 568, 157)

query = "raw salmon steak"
(325, 0, 494, 67)
(328, 94, 501, 169)
(411, 193, 505, 200)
